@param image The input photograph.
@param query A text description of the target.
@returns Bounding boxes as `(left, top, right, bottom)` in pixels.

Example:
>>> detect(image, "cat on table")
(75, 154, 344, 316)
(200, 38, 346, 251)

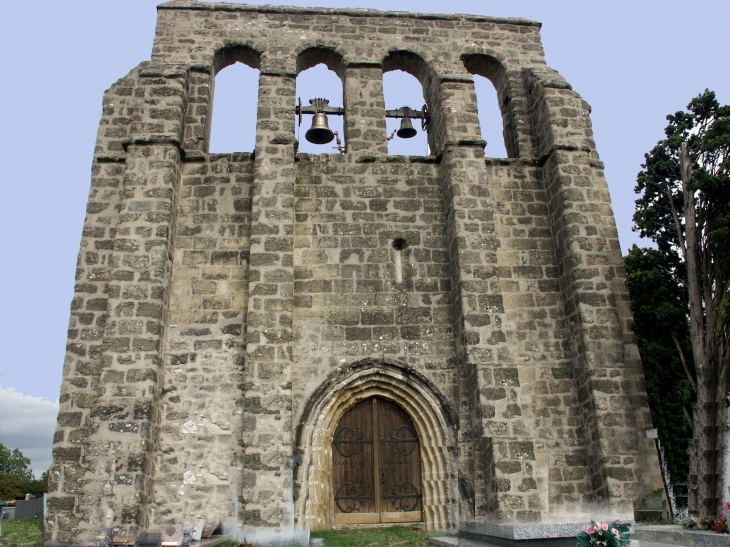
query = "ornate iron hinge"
(334, 482, 374, 513)
(333, 427, 372, 457)
(379, 425, 419, 456)
(381, 481, 422, 512)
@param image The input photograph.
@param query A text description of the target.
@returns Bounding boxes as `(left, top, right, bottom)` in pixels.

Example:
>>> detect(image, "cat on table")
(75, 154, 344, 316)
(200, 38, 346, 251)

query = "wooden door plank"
(377, 399, 423, 518)
(332, 399, 376, 518)
(373, 397, 381, 515)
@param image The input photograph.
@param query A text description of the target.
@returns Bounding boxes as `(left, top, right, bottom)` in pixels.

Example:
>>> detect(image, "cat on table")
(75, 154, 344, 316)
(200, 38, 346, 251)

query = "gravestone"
(15, 497, 44, 520)
(135, 533, 161, 547)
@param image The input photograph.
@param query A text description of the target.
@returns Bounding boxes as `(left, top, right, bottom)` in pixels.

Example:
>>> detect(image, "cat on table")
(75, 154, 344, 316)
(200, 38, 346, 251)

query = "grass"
(1, 518, 43, 547)
(0, 522, 429, 547)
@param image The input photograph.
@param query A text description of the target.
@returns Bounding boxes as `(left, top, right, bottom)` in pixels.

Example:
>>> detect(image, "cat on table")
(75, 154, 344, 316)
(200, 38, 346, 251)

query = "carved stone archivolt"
(294, 360, 457, 531)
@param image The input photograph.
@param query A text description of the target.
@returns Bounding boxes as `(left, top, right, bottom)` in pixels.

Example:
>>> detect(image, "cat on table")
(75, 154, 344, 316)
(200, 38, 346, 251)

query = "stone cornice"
(157, 1, 542, 27)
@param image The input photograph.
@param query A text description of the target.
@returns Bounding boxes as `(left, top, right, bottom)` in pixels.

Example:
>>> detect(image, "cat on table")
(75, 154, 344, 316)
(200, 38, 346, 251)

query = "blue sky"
(0, 0, 728, 474)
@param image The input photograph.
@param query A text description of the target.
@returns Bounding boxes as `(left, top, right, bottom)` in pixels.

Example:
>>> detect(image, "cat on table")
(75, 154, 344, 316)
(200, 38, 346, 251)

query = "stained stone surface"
(634, 526, 730, 547)
(46, 2, 663, 545)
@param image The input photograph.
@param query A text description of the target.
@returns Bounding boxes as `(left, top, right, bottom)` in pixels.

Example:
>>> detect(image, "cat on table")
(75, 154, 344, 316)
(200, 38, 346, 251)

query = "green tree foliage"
(0, 443, 33, 481)
(633, 90, 730, 516)
(625, 245, 693, 510)
(0, 443, 47, 501)
(0, 472, 30, 501)
(24, 476, 48, 499)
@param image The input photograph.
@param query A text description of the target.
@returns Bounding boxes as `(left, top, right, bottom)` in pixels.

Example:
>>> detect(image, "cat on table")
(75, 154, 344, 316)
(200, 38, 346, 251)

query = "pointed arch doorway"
(332, 397, 423, 525)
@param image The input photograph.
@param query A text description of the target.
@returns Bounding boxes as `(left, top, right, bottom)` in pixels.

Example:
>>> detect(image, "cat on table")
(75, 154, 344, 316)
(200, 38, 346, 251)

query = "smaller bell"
(305, 112, 335, 145)
(396, 116, 417, 139)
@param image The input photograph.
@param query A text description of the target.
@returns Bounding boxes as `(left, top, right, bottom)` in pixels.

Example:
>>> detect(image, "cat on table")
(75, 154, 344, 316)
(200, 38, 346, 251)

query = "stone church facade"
(46, 1, 663, 544)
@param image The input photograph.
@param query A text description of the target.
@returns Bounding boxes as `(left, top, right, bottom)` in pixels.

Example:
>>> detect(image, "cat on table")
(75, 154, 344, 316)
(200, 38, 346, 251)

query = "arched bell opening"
(382, 70, 429, 156)
(296, 48, 346, 154)
(461, 54, 518, 159)
(472, 74, 508, 158)
(382, 50, 435, 156)
(209, 62, 260, 153)
(208, 45, 262, 154)
(293, 360, 458, 532)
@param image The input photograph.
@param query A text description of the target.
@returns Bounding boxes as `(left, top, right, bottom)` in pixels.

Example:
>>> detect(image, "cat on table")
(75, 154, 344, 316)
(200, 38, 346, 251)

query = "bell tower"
(46, 2, 663, 545)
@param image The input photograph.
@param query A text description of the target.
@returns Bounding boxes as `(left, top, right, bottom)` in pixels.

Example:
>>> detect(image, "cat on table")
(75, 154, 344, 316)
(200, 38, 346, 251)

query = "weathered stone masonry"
(47, 2, 663, 544)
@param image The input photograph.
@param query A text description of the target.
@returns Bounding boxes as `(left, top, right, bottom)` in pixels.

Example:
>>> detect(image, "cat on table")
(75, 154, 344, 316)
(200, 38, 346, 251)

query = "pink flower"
(724, 501, 730, 511)
(721, 514, 727, 523)
(587, 526, 595, 535)
(600, 522, 609, 531)
(612, 529, 620, 538)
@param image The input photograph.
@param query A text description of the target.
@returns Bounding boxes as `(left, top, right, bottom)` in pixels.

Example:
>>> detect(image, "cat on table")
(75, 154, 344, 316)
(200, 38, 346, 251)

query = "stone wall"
(46, 2, 663, 544)
(153, 153, 254, 525)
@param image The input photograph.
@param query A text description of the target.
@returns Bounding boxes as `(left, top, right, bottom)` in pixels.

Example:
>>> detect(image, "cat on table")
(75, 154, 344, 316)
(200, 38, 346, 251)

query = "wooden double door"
(332, 397, 423, 524)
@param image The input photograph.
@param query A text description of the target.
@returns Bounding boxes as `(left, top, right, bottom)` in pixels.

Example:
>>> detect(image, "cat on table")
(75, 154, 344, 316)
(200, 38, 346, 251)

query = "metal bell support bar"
(297, 97, 345, 121)
(296, 98, 430, 147)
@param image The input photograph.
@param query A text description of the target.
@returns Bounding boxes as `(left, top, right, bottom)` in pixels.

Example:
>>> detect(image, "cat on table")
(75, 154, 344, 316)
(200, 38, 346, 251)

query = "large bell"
(396, 116, 418, 139)
(305, 112, 335, 144)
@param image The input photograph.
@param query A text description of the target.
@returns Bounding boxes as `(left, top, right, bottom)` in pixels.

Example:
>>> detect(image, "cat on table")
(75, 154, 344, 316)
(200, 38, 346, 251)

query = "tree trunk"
(691, 376, 722, 517)
(680, 142, 721, 517)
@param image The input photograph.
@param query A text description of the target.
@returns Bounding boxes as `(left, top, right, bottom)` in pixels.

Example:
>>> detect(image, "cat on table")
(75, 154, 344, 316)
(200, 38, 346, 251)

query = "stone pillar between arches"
(241, 68, 297, 538)
(343, 64, 388, 155)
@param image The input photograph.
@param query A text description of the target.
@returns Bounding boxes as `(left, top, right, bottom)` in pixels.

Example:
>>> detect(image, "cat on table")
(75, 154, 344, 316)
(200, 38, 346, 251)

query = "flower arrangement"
(576, 521, 631, 547)
(681, 513, 729, 533)
(708, 514, 728, 533)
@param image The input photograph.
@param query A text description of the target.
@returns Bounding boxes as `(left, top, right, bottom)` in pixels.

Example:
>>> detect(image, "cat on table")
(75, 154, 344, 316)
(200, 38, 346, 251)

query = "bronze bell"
(396, 116, 417, 139)
(305, 112, 335, 145)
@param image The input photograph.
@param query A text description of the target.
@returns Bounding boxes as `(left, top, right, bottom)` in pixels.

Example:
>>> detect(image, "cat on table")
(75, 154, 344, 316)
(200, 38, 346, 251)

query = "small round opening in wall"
(392, 238, 408, 251)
